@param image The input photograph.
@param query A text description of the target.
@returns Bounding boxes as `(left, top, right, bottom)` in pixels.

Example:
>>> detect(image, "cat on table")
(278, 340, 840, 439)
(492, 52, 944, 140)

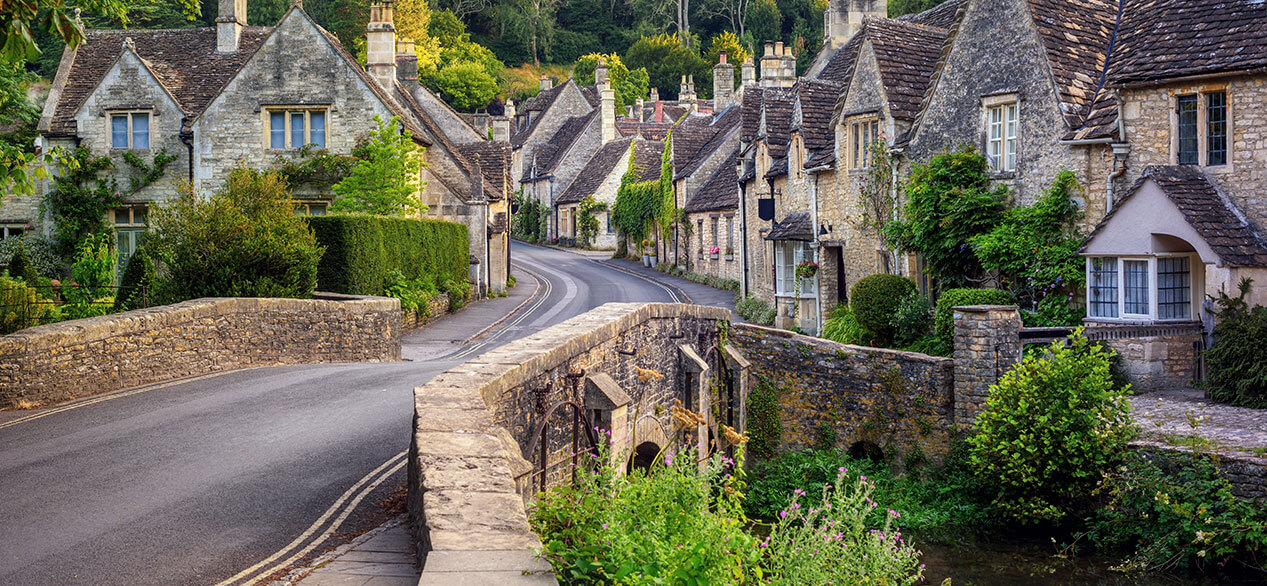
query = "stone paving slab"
(1130, 388, 1267, 459)
(285, 518, 420, 586)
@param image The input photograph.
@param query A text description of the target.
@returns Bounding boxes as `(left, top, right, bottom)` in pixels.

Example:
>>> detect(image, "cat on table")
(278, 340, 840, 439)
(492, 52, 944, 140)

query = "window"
(1, 225, 25, 239)
(848, 118, 880, 170)
(1086, 255, 1195, 321)
(112, 207, 148, 276)
(110, 112, 150, 149)
(775, 241, 815, 297)
(986, 102, 1018, 172)
(1175, 91, 1229, 167)
(725, 216, 734, 252)
(268, 109, 327, 149)
(710, 217, 719, 247)
(294, 202, 328, 216)
(606, 211, 614, 233)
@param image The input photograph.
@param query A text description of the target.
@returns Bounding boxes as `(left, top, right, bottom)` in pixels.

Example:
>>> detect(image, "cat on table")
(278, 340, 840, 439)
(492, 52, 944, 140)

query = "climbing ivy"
(611, 137, 670, 245)
(42, 146, 175, 256)
(747, 375, 783, 460)
(575, 195, 607, 248)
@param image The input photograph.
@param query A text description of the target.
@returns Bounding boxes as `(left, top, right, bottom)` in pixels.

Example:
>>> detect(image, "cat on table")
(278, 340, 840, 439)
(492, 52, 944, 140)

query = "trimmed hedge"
(933, 288, 1015, 343)
(306, 215, 470, 296)
(850, 274, 916, 346)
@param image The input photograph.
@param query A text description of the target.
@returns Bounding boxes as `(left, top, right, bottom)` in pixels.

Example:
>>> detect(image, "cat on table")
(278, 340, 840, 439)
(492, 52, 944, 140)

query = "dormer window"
(847, 117, 879, 171)
(110, 112, 150, 149)
(267, 108, 327, 150)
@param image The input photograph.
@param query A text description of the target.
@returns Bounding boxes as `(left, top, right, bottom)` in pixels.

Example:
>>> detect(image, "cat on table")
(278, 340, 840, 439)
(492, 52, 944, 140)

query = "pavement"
(1130, 387, 1267, 461)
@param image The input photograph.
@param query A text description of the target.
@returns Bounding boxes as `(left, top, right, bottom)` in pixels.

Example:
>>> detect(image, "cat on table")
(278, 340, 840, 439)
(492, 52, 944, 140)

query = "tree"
(700, 0, 754, 37)
(572, 53, 649, 110)
(394, 0, 443, 72)
(704, 31, 751, 71)
(744, 0, 781, 48)
(427, 61, 500, 111)
(331, 116, 428, 216)
(498, 0, 563, 65)
(624, 34, 706, 100)
(1, 0, 199, 65)
(0, 62, 42, 199)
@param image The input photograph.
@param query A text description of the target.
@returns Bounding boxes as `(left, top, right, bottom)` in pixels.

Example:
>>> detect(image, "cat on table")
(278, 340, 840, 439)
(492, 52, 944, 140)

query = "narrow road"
(0, 242, 686, 586)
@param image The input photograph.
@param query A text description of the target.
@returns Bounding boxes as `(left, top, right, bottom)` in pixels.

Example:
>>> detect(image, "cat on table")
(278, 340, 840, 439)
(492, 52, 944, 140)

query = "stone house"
(33, 0, 511, 294)
(673, 95, 742, 278)
(556, 137, 664, 249)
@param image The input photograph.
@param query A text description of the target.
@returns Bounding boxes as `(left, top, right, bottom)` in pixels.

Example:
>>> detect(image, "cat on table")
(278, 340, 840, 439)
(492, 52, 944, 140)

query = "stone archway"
(631, 441, 662, 472)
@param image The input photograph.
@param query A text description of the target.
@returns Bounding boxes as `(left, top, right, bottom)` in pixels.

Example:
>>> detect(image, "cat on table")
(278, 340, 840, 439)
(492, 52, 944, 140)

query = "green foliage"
(932, 287, 1014, 352)
(113, 245, 156, 311)
(703, 31, 750, 77)
(305, 214, 470, 297)
(442, 277, 472, 311)
(735, 293, 777, 326)
(968, 331, 1135, 525)
(331, 116, 428, 216)
(888, 0, 949, 17)
(41, 147, 118, 255)
(426, 61, 501, 112)
(1088, 451, 1267, 574)
(883, 147, 1008, 289)
(3, 0, 197, 65)
(5, 244, 39, 285)
(60, 232, 116, 318)
(1203, 278, 1267, 408)
(575, 195, 607, 248)
(655, 263, 739, 292)
(384, 268, 438, 316)
(892, 289, 933, 348)
(611, 136, 669, 244)
(849, 274, 915, 347)
(149, 166, 323, 300)
(745, 0, 783, 46)
(820, 304, 870, 346)
(0, 62, 44, 198)
(272, 146, 358, 190)
(572, 53, 650, 109)
(512, 192, 550, 243)
(0, 275, 51, 334)
(971, 170, 1085, 326)
(624, 34, 707, 100)
(747, 376, 783, 460)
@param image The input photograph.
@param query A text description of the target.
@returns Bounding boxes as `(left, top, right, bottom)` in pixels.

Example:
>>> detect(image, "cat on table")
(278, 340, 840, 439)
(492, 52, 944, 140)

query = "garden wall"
(0, 294, 401, 409)
(730, 324, 957, 466)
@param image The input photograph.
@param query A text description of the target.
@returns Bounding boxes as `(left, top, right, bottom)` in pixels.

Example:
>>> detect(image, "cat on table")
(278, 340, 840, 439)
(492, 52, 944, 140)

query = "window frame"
(846, 116, 880, 171)
(984, 100, 1018, 173)
(264, 107, 329, 150)
(1171, 90, 1232, 169)
(108, 110, 152, 150)
(1084, 254, 1198, 323)
(775, 241, 816, 298)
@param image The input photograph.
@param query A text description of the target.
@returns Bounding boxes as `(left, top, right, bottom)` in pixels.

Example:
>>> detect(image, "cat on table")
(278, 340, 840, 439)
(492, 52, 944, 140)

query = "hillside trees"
(572, 53, 650, 109)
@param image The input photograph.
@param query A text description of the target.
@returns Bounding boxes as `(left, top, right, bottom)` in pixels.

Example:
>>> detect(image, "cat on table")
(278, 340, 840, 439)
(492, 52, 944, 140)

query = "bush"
(892, 289, 933, 348)
(114, 245, 156, 311)
(306, 214, 469, 296)
(0, 237, 62, 278)
(820, 304, 870, 345)
(967, 331, 1134, 525)
(150, 166, 324, 300)
(384, 269, 437, 316)
(330, 116, 427, 216)
(747, 377, 782, 460)
(442, 278, 472, 312)
(0, 275, 51, 334)
(5, 244, 40, 284)
(735, 293, 776, 326)
(933, 288, 1014, 347)
(850, 274, 915, 347)
(1204, 278, 1267, 408)
(61, 232, 115, 317)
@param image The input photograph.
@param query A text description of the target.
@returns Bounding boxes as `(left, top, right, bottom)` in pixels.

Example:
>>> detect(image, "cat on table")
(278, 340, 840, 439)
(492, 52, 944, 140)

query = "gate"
(522, 371, 601, 494)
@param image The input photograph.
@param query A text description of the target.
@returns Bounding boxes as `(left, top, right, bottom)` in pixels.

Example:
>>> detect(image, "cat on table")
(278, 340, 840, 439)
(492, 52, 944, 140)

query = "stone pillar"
(713, 52, 734, 111)
(366, 1, 397, 91)
(952, 305, 1022, 428)
(492, 116, 511, 142)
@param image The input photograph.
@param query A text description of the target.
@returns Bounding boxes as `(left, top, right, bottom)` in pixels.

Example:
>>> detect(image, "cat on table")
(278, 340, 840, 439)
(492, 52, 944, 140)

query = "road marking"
(517, 257, 579, 327)
(0, 369, 246, 431)
(591, 259, 686, 303)
(214, 451, 407, 586)
(446, 263, 552, 360)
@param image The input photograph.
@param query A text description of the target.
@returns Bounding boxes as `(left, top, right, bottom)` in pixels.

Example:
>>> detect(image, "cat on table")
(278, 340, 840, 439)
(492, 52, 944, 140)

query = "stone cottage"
(32, 0, 510, 294)
(555, 137, 664, 249)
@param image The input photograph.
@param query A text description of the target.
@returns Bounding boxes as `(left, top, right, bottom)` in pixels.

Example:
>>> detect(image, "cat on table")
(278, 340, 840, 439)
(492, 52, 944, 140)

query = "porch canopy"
(765, 211, 814, 242)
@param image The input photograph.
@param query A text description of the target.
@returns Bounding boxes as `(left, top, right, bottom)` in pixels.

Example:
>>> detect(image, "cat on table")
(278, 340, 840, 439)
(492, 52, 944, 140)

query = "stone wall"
(0, 294, 401, 409)
(687, 211, 743, 282)
(1086, 323, 1202, 391)
(730, 323, 956, 466)
(401, 293, 452, 329)
(951, 305, 1023, 427)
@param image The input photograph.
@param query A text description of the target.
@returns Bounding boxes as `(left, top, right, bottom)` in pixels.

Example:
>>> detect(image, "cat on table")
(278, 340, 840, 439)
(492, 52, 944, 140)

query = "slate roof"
(766, 211, 814, 241)
(1024, 0, 1121, 139)
(762, 90, 795, 162)
(631, 139, 665, 182)
(741, 87, 766, 142)
(512, 82, 575, 148)
(522, 111, 596, 181)
(456, 141, 511, 199)
(671, 113, 719, 168)
(674, 104, 742, 180)
(804, 148, 835, 170)
(1110, 0, 1267, 86)
(794, 79, 842, 152)
(684, 149, 739, 213)
(867, 20, 949, 124)
(816, 33, 865, 83)
(617, 119, 674, 140)
(1086, 166, 1267, 267)
(43, 27, 272, 136)
(555, 138, 633, 205)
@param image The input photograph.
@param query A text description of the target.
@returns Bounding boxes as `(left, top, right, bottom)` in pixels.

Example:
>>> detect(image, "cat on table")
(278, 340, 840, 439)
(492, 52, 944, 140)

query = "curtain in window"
(270, 113, 285, 149)
(310, 111, 326, 149)
(1089, 257, 1119, 318)
(1123, 260, 1150, 315)
(131, 114, 149, 149)
(112, 115, 129, 149)
(1157, 257, 1191, 320)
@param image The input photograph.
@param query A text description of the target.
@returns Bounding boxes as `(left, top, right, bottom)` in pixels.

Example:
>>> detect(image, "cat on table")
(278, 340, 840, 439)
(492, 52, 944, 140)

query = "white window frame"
(982, 95, 1018, 173)
(1084, 254, 1198, 323)
(109, 111, 152, 150)
(265, 108, 328, 150)
(775, 241, 816, 298)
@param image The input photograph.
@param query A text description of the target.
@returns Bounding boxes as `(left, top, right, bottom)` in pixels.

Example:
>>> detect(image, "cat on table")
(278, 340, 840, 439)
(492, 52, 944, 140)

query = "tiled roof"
(867, 19, 949, 124)
(671, 113, 718, 168)
(578, 85, 600, 107)
(674, 105, 742, 180)
(555, 138, 633, 205)
(44, 27, 272, 136)
(1087, 166, 1267, 267)
(684, 149, 739, 213)
(817, 33, 865, 83)
(804, 149, 834, 170)
(897, 0, 965, 28)
(741, 87, 765, 141)
(631, 139, 665, 183)
(522, 112, 596, 180)
(1027, 0, 1120, 131)
(457, 141, 511, 199)
(794, 79, 842, 151)
(519, 82, 565, 112)
(1110, 0, 1267, 86)
(763, 90, 794, 161)
(766, 211, 813, 241)
(617, 119, 674, 140)
(512, 82, 575, 148)
(764, 156, 788, 179)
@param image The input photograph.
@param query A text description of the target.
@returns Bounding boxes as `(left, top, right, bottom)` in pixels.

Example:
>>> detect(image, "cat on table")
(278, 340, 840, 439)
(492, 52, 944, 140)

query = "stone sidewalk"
(1130, 387, 1267, 460)
(274, 517, 418, 586)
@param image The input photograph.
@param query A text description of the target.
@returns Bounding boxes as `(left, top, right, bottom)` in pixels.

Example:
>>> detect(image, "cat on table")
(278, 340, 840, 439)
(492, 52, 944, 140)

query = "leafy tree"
(81, 0, 203, 29)
(0, 62, 43, 199)
(745, 0, 781, 47)
(496, 0, 562, 65)
(575, 195, 607, 248)
(426, 61, 500, 111)
(704, 31, 751, 72)
(331, 116, 428, 215)
(572, 53, 650, 109)
(882, 146, 1008, 290)
(888, 0, 948, 18)
(395, 0, 443, 72)
(1204, 278, 1267, 408)
(1, 0, 199, 65)
(699, 0, 754, 38)
(624, 34, 706, 100)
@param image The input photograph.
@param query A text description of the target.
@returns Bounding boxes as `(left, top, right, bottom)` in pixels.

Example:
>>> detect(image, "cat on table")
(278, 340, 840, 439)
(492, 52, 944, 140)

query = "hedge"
(933, 288, 1015, 344)
(850, 274, 916, 347)
(305, 215, 469, 296)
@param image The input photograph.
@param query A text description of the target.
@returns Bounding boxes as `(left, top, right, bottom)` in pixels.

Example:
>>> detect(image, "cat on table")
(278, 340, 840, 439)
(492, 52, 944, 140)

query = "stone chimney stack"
(595, 58, 610, 91)
(216, 0, 247, 54)
(396, 38, 418, 88)
(492, 115, 511, 142)
(635, 97, 645, 122)
(539, 75, 553, 91)
(760, 42, 778, 88)
(825, 0, 884, 48)
(781, 44, 796, 85)
(713, 52, 734, 111)
(366, 1, 397, 91)
(650, 87, 659, 103)
(601, 85, 616, 144)
(741, 56, 756, 88)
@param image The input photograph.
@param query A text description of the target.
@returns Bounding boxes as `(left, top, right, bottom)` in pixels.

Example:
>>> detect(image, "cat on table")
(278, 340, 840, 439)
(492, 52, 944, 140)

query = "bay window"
(1086, 255, 1196, 321)
(775, 241, 815, 298)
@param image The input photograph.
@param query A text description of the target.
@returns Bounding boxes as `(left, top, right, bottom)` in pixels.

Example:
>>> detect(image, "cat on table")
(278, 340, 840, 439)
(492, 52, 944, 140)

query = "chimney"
(395, 38, 418, 88)
(781, 45, 796, 88)
(760, 42, 780, 88)
(505, 99, 517, 120)
(601, 85, 616, 144)
(713, 51, 734, 111)
(595, 58, 609, 91)
(742, 56, 756, 87)
(650, 87, 659, 103)
(636, 97, 645, 122)
(826, 0, 884, 48)
(539, 75, 553, 91)
(654, 99, 664, 123)
(492, 115, 511, 142)
(366, 1, 397, 91)
(216, 0, 247, 54)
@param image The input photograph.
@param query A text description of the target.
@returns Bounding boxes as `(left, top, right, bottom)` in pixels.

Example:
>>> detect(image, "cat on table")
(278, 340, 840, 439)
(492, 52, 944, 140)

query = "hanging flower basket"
(795, 261, 819, 280)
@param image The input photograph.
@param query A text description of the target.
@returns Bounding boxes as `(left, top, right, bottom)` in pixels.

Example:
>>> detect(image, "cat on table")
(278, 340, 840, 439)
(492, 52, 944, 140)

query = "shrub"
(442, 278, 472, 312)
(150, 166, 324, 300)
(967, 331, 1134, 525)
(850, 274, 916, 346)
(821, 304, 870, 345)
(61, 231, 115, 316)
(306, 214, 469, 296)
(735, 293, 776, 326)
(114, 245, 156, 311)
(933, 287, 1014, 348)
(1204, 278, 1267, 408)
(5, 244, 39, 284)
(0, 275, 51, 334)
(330, 116, 427, 216)
(384, 269, 437, 316)
(0, 237, 62, 278)
(892, 289, 933, 348)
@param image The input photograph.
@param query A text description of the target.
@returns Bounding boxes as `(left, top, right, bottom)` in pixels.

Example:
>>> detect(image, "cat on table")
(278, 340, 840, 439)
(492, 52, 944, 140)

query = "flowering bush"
(709, 246, 720, 255)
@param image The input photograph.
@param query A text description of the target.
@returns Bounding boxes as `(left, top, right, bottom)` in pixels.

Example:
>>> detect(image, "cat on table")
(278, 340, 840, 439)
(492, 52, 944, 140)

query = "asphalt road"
(0, 242, 683, 586)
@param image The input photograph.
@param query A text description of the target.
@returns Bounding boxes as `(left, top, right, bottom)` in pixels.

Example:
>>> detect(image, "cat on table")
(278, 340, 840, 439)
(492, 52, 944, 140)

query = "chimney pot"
(719, 51, 727, 64)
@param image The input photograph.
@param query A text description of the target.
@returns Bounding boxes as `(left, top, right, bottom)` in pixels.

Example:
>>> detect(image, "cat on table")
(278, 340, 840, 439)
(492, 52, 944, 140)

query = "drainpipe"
(808, 171, 822, 334)
(738, 172, 749, 298)
(179, 124, 194, 184)
(1105, 143, 1131, 213)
